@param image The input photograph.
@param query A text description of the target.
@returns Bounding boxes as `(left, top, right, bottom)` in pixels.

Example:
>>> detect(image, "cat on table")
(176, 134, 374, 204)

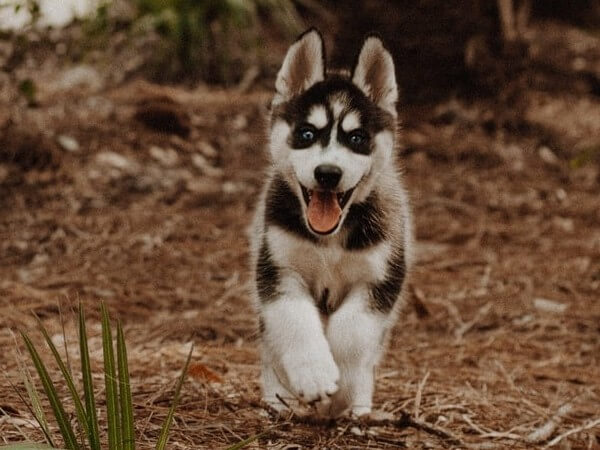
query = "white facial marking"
(374, 130, 394, 163)
(341, 111, 361, 132)
(307, 105, 328, 129)
(269, 119, 291, 163)
(290, 142, 371, 193)
(285, 96, 374, 195)
(332, 100, 345, 119)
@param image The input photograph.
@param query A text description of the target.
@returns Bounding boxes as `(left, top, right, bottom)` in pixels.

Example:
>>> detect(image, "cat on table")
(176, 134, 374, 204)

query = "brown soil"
(1, 19, 600, 450)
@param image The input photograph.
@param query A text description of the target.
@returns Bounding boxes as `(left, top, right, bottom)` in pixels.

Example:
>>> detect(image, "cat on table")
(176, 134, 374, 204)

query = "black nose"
(314, 164, 342, 190)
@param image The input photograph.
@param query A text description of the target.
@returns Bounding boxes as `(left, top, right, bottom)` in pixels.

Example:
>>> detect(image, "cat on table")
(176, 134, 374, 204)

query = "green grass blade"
(12, 335, 55, 447)
(20, 332, 79, 450)
(18, 360, 55, 446)
(225, 431, 268, 450)
(4, 374, 54, 448)
(101, 303, 121, 450)
(33, 315, 90, 444)
(155, 345, 193, 450)
(12, 331, 54, 445)
(78, 306, 101, 450)
(117, 320, 135, 450)
(57, 301, 73, 377)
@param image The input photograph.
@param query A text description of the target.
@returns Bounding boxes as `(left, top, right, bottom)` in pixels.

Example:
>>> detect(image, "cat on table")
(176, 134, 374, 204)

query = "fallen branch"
(461, 413, 523, 440)
(544, 417, 600, 449)
(413, 371, 430, 420)
(455, 302, 492, 339)
(289, 409, 464, 446)
(527, 403, 572, 443)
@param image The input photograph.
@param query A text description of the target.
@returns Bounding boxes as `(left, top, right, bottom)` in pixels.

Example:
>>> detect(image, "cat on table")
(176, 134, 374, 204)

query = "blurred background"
(1, 0, 600, 99)
(1, 1, 600, 448)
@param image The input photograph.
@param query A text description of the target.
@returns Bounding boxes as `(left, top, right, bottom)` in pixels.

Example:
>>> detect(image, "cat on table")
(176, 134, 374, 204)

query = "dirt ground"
(1, 18, 600, 450)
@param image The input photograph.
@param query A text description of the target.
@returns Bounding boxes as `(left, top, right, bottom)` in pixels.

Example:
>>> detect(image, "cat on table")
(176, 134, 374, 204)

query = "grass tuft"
(11, 304, 192, 449)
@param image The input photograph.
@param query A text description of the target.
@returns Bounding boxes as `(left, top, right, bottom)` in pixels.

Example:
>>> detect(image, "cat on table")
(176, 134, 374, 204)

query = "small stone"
(18, 266, 46, 283)
(55, 65, 104, 92)
(222, 181, 239, 194)
(186, 179, 221, 196)
(231, 114, 248, 130)
(30, 253, 49, 266)
(538, 146, 559, 165)
(11, 241, 28, 251)
(191, 153, 223, 178)
(197, 140, 218, 158)
(533, 298, 567, 314)
(149, 146, 179, 167)
(96, 151, 138, 173)
(350, 426, 364, 436)
(57, 134, 80, 152)
(552, 216, 574, 233)
(572, 57, 586, 71)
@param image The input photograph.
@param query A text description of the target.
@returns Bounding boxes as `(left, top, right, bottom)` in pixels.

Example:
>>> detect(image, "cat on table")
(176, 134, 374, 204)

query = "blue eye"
(299, 127, 316, 142)
(349, 131, 366, 145)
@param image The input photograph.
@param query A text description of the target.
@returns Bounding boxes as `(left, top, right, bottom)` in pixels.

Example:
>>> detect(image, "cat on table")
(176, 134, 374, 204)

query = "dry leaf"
(188, 363, 223, 383)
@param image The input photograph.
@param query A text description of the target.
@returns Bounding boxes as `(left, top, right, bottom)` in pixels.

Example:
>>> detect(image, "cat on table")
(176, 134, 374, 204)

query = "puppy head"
(269, 29, 398, 236)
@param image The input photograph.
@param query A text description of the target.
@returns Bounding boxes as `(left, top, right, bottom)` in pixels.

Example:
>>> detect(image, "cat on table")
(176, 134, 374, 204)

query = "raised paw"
(282, 351, 340, 404)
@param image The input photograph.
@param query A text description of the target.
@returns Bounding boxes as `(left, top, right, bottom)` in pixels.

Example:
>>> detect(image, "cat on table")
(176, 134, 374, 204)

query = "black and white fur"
(250, 29, 413, 417)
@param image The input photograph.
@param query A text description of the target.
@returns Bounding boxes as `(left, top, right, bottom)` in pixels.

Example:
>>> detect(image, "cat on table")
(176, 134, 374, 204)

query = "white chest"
(267, 227, 391, 310)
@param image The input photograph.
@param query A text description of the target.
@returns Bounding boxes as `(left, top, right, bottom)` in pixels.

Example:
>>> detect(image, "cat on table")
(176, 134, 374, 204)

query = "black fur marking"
(343, 192, 386, 250)
(337, 123, 370, 155)
(318, 288, 330, 315)
(256, 238, 280, 303)
(264, 175, 317, 242)
(273, 75, 394, 155)
(258, 316, 266, 335)
(370, 245, 406, 313)
(290, 122, 333, 149)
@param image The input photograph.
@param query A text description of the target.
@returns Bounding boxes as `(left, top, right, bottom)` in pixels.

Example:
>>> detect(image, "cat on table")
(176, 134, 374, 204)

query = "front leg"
(326, 285, 393, 417)
(260, 275, 339, 411)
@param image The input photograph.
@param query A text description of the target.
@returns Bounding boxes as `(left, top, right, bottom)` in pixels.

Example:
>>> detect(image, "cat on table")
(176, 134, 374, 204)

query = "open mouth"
(300, 185, 355, 235)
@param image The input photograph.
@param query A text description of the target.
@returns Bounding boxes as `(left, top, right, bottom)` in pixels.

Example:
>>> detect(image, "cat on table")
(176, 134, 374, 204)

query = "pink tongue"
(307, 191, 342, 233)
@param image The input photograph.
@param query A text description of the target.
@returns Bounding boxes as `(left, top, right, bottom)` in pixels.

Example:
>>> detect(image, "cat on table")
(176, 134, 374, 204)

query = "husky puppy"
(250, 28, 413, 418)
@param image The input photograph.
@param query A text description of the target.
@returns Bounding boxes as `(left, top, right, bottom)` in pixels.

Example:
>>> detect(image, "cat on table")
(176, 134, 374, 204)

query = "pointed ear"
(352, 35, 398, 115)
(275, 28, 325, 102)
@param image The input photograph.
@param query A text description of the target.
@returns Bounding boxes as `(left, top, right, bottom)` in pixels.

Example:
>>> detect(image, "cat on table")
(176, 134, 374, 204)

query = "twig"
(400, 411, 464, 446)
(413, 371, 430, 420)
(0, 405, 31, 442)
(543, 417, 600, 449)
(289, 410, 464, 446)
(527, 403, 572, 443)
(455, 302, 492, 339)
(427, 296, 464, 330)
(462, 414, 522, 440)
